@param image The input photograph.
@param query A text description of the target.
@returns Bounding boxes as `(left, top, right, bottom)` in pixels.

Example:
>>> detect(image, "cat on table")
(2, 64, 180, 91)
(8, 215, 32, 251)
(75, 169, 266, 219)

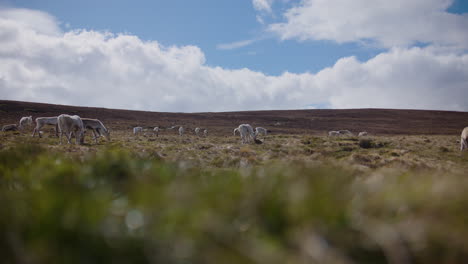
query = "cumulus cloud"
(0, 7, 467, 112)
(318, 47, 468, 110)
(0, 8, 61, 36)
(269, 0, 468, 49)
(0, 7, 322, 112)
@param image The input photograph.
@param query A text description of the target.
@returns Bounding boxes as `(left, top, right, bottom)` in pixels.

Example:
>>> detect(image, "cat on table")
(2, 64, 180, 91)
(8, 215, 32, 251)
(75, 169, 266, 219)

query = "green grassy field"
(1, 130, 468, 263)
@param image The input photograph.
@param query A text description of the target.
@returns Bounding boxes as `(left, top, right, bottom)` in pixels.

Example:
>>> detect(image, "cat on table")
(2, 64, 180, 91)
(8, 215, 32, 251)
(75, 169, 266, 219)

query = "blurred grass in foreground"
(1, 144, 468, 264)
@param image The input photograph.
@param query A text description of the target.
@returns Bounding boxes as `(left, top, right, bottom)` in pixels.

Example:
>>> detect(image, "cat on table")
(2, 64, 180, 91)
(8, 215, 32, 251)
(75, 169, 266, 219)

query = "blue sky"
(1, 0, 468, 112)
(9, 0, 466, 75)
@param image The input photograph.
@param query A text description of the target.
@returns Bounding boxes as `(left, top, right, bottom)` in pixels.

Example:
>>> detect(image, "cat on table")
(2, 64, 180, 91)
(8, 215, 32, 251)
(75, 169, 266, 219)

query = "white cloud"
(317, 47, 468, 110)
(216, 39, 257, 50)
(0, 8, 61, 36)
(0, 7, 320, 112)
(1, 7, 468, 112)
(252, 0, 275, 13)
(256, 15, 265, 25)
(269, 0, 468, 49)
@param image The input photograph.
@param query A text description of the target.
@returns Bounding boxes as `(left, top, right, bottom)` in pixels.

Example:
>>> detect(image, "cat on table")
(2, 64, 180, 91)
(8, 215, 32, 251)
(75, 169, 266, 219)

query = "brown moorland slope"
(1, 100, 467, 135)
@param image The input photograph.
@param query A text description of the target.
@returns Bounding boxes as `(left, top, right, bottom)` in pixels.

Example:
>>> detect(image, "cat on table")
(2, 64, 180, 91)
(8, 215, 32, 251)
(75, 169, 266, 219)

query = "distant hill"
(1, 100, 467, 135)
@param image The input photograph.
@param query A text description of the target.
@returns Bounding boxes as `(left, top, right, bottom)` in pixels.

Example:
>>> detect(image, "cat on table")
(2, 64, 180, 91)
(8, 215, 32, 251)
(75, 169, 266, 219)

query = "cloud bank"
(1, 7, 467, 112)
(269, 0, 468, 48)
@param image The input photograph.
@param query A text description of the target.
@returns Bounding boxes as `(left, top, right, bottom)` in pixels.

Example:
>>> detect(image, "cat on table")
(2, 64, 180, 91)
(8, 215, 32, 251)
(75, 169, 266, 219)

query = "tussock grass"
(1, 132, 466, 171)
(0, 144, 468, 263)
(1, 132, 468, 263)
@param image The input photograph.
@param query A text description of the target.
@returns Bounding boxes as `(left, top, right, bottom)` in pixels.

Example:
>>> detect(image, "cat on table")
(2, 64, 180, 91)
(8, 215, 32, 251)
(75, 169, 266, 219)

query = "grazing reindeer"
(237, 124, 256, 144)
(133, 127, 143, 135)
(2, 124, 18, 132)
(82, 118, 110, 143)
(461, 127, 468, 151)
(19, 116, 33, 130)
(58, 114, 85, 145)
(32, 117, 58, 138)
(255, 127, 267, 136)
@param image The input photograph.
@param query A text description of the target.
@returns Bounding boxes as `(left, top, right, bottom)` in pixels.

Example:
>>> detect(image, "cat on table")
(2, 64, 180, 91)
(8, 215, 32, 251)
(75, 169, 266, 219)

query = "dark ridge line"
(1, 99, 467, 114)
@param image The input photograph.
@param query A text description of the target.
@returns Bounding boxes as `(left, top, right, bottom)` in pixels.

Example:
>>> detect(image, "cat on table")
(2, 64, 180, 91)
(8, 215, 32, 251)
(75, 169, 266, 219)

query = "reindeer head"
(103, 128, 111, 141)
(78, 130, 85, 145)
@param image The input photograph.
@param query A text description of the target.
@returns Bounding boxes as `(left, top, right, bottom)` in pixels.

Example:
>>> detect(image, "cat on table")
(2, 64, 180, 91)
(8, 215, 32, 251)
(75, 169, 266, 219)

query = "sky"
(0, 0, 467, 112)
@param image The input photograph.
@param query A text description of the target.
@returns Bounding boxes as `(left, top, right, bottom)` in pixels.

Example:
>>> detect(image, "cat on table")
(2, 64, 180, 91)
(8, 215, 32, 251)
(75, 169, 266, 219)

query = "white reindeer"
(133, 127, 143, 135)
(233, 128, 239, 136)
(203, 129, 208, 137)
(255, 127, 267, 136)
(153, 127, 160, 137)
(328, 131, 339, 136)
(19, 116, 33, 130)
(32, 117, 58, 138)
(195, 127, 201, 137)
(461, 127, 468, 151)
(179, 126, 185, 136)
(237, 124, 256, 144)
(358, 131, 368, 137)
(82, 118, 110, 143)
(58, 114, 85, 145)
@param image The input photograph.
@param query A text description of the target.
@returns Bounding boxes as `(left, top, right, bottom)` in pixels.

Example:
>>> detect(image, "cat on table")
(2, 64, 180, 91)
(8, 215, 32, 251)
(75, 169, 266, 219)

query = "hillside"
(1, 100, 467, 135)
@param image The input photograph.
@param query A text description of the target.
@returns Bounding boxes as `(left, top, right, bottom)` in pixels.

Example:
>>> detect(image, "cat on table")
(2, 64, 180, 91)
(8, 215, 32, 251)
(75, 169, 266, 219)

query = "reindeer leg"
(93, 129, 99, 144)
(59, 130, 63, 144)
(66, 131, 73, 144)
(75, 130, 81, 145)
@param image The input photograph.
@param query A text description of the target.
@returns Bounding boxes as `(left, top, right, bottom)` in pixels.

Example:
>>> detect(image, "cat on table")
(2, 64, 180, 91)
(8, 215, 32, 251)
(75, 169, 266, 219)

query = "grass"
(1, 131, 468, 263)
(2, 131, 467, 171)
